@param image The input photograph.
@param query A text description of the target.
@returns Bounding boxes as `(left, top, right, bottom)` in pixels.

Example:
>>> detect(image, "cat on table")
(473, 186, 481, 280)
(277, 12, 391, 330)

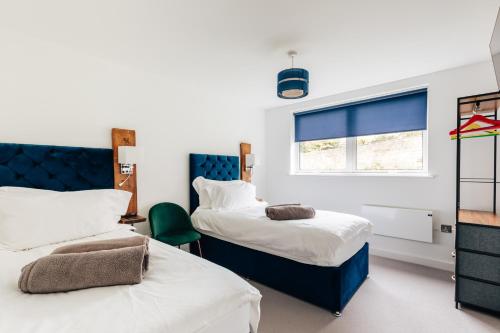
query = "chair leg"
(197, 240, 203, 258)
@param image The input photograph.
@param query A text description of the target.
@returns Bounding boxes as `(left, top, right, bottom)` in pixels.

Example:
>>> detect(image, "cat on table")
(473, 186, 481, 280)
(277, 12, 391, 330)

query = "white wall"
(265, 61, 498, 271)
(0, 29, 266, 235)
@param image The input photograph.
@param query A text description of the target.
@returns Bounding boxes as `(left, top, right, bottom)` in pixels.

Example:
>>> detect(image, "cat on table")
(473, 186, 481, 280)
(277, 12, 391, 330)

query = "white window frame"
(290, 87, 430, 177)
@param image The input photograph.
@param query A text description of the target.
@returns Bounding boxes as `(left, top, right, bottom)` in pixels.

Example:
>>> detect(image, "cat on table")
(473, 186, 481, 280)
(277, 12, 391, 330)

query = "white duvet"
(192, 206, 373, 267)
(0, 228, 261, 333)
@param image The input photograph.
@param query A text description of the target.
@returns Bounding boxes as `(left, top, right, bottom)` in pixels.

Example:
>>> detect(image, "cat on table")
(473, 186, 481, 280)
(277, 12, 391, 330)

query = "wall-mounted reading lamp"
(245, 153, 259, 174)
(118, 146, 141, 187)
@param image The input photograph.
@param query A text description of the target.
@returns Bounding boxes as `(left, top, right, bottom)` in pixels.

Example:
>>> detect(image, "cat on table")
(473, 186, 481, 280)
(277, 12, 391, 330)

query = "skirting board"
(370, 247, 454, 272)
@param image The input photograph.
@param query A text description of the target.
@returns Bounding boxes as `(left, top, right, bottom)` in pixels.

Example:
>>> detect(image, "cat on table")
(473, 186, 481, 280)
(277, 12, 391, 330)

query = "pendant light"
(277, 50, 309, 99)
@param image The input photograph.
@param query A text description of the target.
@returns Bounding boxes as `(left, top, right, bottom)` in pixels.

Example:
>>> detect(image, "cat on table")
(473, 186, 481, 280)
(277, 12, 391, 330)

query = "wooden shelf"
(458, 209, 500, 227)
(459, 91, 500, 116)
(119, 215, 147, 225)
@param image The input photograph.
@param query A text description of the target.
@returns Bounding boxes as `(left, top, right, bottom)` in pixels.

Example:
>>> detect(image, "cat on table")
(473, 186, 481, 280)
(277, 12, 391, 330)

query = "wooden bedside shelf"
(119, 215, 147, 225)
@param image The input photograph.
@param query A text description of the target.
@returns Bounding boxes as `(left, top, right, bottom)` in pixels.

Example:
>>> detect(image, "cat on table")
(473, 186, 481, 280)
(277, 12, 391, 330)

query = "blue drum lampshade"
(277, 68, 309, 99)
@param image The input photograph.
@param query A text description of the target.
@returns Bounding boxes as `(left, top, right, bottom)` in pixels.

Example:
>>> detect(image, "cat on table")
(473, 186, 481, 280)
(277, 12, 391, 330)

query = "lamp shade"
(245, 153, 260, 168)
(118, 146, 140, 164)
(277, 68, 309, 99)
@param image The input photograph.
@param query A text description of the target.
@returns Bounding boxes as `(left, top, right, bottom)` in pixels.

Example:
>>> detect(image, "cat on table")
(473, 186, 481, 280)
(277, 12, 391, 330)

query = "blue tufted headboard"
(189, 153, 240, 214)
(0, 143, 114, 191)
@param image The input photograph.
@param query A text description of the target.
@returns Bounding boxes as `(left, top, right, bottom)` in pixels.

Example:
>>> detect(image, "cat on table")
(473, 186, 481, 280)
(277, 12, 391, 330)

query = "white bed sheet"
(201, 302, 252, 333)
(0, 229, 261, 333)
(192, 206, 373, 267)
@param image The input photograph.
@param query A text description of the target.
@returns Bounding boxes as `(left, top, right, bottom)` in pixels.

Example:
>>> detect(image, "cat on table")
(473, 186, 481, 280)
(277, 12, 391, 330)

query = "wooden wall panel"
(112, 128, 137, 216)
(240, 142, 252, 182)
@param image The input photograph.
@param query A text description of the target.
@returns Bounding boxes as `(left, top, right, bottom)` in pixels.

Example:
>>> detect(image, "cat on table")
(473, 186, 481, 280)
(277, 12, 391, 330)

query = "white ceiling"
(1, 0, 499, 108)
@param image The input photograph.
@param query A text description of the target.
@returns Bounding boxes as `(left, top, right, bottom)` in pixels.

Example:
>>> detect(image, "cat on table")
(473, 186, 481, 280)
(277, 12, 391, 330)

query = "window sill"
(290, 172, 434, 178)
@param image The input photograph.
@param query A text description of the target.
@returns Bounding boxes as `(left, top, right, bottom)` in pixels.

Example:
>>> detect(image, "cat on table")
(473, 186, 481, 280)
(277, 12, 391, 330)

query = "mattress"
(192, 206, 373, 267)
(0, 228, 261, 333)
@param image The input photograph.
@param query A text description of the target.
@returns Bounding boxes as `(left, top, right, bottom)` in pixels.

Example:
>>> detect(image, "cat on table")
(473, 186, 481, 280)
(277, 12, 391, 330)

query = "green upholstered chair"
(149, 202, 202, 256)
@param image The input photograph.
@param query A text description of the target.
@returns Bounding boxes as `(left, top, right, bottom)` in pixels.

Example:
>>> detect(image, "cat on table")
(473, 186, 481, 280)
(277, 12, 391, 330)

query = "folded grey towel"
(52, 236, 150, 272)
(265, 204, 316, 220)
(19, 237, 150, 294)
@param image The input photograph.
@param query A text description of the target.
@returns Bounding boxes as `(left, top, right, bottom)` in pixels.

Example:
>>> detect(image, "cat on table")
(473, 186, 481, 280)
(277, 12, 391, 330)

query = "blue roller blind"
(294, 89, 427, 142)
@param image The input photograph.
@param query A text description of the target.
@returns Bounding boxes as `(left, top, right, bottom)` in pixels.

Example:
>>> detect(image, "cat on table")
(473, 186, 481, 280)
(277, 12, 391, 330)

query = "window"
(299, 138, 347, 171)
(356, 131, 424, 171)
(294, 89, 428, 174)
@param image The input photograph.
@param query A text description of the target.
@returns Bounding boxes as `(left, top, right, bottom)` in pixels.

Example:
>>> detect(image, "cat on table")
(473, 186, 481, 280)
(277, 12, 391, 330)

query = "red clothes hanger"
(449, 114, 500, 136)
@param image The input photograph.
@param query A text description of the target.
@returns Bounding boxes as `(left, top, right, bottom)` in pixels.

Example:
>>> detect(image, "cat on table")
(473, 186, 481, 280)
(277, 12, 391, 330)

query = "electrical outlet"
(441, 224, 452, 233)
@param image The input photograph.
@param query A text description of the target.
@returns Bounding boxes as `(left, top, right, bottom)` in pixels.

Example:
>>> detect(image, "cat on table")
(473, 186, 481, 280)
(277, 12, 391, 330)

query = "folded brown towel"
(19, 236, 150, 294)
(265, 204, 316, 220)
(52, 236, 150, 272)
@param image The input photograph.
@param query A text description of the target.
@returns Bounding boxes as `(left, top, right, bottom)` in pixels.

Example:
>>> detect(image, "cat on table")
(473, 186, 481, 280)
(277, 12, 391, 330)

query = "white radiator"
(361, 204, 433, 243)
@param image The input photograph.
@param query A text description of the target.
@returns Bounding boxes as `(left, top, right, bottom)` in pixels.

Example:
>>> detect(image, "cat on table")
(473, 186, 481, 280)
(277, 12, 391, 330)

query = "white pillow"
(207, 181, 258, 211)
(192, 176, 244, 208)
(0, 187, 132, 250)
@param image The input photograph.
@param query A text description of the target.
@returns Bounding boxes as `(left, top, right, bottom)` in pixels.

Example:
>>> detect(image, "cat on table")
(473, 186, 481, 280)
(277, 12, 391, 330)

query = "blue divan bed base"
(197, 235, 369, 314)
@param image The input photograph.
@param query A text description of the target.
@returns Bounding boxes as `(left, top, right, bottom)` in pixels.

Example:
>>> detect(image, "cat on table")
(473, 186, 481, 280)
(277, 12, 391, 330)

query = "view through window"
(298, 130, 425, 173)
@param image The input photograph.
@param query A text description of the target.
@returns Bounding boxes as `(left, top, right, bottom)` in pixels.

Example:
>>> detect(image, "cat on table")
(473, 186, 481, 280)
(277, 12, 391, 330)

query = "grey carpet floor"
(251, 256, 500, 333)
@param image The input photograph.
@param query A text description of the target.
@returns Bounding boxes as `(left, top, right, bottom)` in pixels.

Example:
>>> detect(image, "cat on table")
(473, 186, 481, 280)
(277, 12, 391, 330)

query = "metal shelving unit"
(455, 91, 500, 315)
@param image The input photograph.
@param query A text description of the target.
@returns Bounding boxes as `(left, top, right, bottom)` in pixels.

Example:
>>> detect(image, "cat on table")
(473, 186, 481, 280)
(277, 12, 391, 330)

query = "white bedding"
(192, 206, 373, 267)
(0, 228, 261, 333)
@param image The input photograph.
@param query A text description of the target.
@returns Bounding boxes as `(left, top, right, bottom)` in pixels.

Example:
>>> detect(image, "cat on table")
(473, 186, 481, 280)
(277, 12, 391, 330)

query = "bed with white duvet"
(192, 205, 372, 267)
(188, 157, 372, 315)
(190, 176, 372, 267)
(0, 187, 261, 333)
(0, 228, 261, 333)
